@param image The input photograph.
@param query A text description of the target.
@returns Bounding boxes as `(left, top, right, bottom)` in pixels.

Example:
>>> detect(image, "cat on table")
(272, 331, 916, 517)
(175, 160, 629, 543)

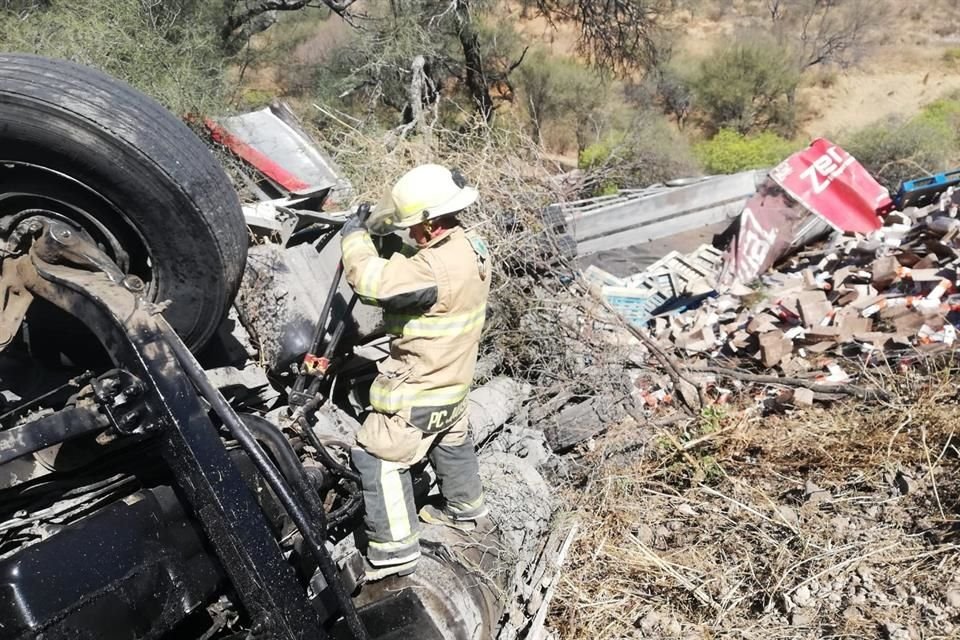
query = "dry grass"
(550, 361, 960, 639)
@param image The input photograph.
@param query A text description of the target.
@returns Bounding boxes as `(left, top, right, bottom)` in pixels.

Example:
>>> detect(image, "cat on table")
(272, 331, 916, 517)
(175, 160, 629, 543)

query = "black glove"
(340, 203, 372, 237)
(340, 212, 365, 237)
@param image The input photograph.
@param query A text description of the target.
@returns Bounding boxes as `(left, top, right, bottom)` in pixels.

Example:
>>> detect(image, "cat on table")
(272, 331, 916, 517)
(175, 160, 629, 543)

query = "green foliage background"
(0, 0, 230, 115)
(1, 0, 956, 195)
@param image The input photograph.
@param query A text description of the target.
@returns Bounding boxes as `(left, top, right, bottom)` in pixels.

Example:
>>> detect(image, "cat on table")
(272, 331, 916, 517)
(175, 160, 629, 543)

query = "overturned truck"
(0, 54, 554, 640)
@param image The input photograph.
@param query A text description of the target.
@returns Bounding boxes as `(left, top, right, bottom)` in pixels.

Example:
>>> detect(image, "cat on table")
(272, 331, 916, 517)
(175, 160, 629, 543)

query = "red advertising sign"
(717, 181, 816, 288)
(769, 138, 891, 234)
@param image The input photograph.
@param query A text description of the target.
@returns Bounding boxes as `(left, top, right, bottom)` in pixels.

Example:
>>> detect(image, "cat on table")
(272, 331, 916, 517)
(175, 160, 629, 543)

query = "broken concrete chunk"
(892, 311, 927, 337)
(758, 330, 793, 368)
(746, 314, 778, 334)
(675, 326, 717, 353)
(871, 256, 900, 289)
(797, 290, 832, 327)
(793, 388, 814, 406)
(780, 355, 812, 377)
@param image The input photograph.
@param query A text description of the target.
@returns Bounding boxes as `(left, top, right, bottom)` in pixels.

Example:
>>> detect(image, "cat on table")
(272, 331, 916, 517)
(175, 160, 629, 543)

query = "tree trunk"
(455, 0, 494, 122)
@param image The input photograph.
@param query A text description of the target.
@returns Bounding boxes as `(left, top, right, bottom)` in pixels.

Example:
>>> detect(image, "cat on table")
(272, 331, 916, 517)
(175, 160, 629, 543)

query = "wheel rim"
(0, 161, 156, 297)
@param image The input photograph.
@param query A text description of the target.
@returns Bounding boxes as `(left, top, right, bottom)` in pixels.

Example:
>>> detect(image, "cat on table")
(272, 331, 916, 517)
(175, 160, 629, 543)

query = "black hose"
(294, 414, 364, 527)
(241, 414, 306, 485)
(295, 413, 361, 485)
(240, 414, 337, 528)
(246, 414, 360, 530)
(163, 325, 369, 640)
(328, 491, 364, 529)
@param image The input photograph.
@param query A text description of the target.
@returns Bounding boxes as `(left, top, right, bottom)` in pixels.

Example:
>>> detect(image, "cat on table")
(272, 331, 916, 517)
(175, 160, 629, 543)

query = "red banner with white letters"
(717, 181, 813, 288)
(769, 138, 891, 234)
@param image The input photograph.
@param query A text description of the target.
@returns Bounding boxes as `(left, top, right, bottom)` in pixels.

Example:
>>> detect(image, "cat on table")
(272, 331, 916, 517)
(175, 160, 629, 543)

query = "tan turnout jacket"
(341, 226, 491, 433)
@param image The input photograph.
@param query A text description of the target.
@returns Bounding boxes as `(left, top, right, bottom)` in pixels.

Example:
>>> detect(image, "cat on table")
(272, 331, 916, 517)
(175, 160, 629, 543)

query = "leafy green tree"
(692, 41, 800, 136)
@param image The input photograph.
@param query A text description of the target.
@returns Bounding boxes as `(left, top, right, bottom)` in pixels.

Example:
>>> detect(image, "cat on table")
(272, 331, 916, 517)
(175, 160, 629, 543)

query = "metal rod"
(292, 260, 344, 396)
(164, 327, 369, 640)
(0, 406, 107, 466)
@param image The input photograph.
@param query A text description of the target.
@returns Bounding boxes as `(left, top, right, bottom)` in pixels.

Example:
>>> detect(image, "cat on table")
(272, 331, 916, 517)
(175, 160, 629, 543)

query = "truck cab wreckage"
(0, 55, 554, 640)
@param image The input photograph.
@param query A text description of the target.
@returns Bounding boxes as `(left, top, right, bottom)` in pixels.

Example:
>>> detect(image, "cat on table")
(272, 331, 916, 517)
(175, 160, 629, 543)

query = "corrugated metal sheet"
(560, 170, 767, 256)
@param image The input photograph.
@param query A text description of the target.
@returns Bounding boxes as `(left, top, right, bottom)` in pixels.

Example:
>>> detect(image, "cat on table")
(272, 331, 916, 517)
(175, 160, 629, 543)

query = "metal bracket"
(0, 255, 34, 351)
(90, 369, 151, 435)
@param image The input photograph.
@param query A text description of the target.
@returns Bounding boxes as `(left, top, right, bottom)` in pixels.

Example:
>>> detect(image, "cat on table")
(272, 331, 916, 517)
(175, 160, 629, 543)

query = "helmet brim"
(367, 186, 478, 236)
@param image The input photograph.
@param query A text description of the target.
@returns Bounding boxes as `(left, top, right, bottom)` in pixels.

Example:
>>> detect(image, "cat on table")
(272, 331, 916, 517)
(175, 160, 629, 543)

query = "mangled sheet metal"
(716, 180, 827, 288)
(207, 102, 351, 206)
(771, 138, 892, 233)
(719, 139, 891, 290)
(561, 170, 767, 256)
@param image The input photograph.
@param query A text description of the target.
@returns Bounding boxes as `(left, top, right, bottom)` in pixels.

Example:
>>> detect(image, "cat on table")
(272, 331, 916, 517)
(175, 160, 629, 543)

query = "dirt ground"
(548, 361, 960, 639)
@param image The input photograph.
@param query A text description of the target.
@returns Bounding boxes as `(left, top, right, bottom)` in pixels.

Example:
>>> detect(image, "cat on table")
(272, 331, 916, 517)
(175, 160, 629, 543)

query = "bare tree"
(766, 0, 886, 71)
(454, 0, 494, 121)
(533, 0, 676, 74)
(220, 0, 358, 47)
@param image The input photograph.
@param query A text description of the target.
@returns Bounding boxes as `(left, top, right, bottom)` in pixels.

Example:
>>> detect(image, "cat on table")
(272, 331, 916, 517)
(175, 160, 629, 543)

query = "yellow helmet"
(367, 164, 479, 236)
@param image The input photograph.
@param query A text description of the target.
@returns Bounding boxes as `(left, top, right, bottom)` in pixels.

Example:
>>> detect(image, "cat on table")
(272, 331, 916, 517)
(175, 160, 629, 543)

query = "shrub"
(915, 95, 960, 143)
(842, 117, 955, 191)
(517, 48, 607, 148)
(692, 41, 801, 136)
(695, 129, 799, 174)
(578, 114, 700, 194)
(943, 47, 960, 64)
(0, 0, 230, 115)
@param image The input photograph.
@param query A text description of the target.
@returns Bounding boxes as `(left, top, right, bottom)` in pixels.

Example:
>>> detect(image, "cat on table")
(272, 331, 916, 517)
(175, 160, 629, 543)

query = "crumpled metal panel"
(208, 102, 351, 202)
(234, 239, 383, 373)
(561, 170, 768, 255)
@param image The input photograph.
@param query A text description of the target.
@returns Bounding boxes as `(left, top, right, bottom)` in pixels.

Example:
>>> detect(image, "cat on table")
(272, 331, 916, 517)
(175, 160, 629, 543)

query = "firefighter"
(340, 164, 491, 580)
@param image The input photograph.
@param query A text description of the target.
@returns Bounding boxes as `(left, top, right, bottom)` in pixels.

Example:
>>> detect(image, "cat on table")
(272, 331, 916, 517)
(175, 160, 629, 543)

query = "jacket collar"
(420, 225, 463, 250)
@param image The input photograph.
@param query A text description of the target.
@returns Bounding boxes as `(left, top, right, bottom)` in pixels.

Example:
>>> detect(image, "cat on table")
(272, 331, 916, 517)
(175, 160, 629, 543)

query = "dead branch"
(690, 365, 888, 401)
(581, 279, 702, 413)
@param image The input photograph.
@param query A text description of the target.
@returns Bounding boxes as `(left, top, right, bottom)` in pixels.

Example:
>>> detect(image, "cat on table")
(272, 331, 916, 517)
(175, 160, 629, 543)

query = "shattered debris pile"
(657, 200, 960, 383)
(575, 141, 960, 412)
(550, 144, 960, 640)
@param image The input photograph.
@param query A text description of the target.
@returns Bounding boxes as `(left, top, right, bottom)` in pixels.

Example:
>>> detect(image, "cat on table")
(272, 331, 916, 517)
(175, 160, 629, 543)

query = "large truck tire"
(0, 53, 247, 351)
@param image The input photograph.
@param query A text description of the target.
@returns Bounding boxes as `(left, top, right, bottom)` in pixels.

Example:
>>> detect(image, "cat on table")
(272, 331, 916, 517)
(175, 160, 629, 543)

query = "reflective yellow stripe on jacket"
(369, 382, 470, 413)
(342, 231, 375, 262)
(383, 304, 486, 338)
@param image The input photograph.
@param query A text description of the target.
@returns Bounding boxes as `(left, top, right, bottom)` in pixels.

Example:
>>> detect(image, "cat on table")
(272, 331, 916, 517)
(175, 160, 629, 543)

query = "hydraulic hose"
(162, 324, 369, 640)
(294, 413, 364, 528)
(241, 414, 306, 486)
(240, 414, 342, 529)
